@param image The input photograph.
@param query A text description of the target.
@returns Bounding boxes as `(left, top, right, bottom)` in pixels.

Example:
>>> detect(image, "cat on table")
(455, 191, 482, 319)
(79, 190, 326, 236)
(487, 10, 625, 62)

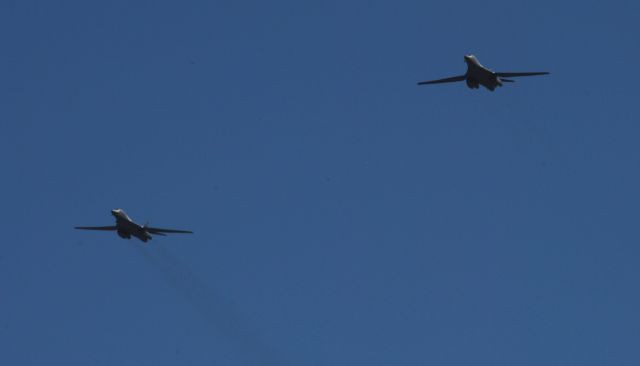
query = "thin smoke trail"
(132, 242, 283, 366)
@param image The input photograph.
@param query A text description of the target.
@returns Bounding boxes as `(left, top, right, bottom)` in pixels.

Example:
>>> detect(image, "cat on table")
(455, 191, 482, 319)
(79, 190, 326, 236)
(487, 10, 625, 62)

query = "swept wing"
(75, 226, 117, 231)
(146, 227, 193, 235)
(495, 72, 549, 77)
(417, 75, 466, 85)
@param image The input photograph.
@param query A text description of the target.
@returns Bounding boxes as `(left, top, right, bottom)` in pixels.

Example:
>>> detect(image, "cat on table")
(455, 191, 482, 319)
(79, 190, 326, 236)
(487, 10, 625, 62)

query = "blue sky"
(1, 0, 639, 365)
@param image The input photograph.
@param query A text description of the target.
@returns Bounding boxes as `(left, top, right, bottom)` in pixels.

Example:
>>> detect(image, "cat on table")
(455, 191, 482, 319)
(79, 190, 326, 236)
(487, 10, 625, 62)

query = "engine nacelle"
(466, 78, 479, 89)
(117, 230, 131, 239)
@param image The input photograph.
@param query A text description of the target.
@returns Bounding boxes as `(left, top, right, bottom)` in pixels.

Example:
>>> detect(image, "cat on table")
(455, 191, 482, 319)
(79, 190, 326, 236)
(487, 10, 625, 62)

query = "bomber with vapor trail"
(75, 209, 193, 242)
(417, 55, 549, 91)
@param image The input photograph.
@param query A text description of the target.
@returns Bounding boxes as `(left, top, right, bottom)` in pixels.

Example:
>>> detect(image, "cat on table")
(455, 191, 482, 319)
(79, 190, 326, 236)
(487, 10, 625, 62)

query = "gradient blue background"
(1, 1, 639, 365)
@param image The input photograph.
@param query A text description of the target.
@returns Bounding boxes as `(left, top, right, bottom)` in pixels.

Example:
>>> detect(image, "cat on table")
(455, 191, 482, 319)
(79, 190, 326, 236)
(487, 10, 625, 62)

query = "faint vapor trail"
(132, 243, 283, 366)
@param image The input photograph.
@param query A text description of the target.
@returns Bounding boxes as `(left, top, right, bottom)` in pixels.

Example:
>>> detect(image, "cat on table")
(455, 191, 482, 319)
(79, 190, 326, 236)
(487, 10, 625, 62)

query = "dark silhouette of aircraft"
(75, 209, 193, 242)
(417, 55, 549, 91)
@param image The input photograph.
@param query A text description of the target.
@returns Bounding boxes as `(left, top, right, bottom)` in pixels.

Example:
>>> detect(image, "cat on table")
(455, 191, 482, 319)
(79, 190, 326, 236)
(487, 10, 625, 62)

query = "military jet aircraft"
(75, 209, 193, 242)
(417, 55, 549, 91)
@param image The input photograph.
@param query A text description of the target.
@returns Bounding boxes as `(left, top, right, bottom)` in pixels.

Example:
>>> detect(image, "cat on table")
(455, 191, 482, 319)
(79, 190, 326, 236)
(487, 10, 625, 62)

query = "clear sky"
(1, 0, 639, 365)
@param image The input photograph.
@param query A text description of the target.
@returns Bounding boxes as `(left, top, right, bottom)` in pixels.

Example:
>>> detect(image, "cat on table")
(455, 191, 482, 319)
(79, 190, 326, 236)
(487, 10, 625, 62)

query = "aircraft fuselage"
(463, 55, 504, 91)
(112, 209, 153, 242)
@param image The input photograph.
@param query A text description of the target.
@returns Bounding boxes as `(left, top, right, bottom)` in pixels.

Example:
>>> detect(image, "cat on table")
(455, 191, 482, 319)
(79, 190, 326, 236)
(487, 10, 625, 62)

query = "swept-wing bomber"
(417, 55, 549, 91)
(75, 209, 193, 242)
